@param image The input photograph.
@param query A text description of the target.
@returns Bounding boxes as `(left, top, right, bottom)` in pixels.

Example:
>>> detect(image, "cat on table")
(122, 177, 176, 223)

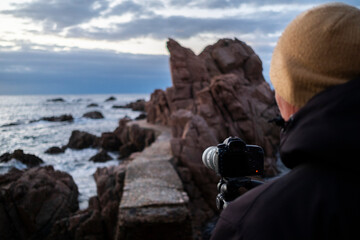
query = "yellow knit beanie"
(270, 2, 360, 108)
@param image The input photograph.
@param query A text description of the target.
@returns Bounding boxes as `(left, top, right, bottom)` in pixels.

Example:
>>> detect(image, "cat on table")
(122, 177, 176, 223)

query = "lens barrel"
(202, 146, 219, 174)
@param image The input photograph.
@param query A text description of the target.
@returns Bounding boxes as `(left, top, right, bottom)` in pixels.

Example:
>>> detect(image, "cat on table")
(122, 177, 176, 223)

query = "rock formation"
(0, 166, 79, 239)
(47, 98, 65, 102)
(112, 99, 146, 112)
(146, 38, 280, 213)
(45, 146, 66, 154)
(82, 111, 104, 119)
(105, 96, 116, 102)
(0, 149, 44, 167)
(41, 114, 74, 122)
(89, 150, 112, 162)
(47, 165, 126, 240)
(66, 130, 99, 149)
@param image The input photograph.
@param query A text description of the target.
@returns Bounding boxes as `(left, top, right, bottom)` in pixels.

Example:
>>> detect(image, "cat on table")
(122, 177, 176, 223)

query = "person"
(211, 2, 360, 239)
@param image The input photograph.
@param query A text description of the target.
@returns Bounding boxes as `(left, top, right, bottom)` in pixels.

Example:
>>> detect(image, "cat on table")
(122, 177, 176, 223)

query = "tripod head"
(216, 177, 263, 210)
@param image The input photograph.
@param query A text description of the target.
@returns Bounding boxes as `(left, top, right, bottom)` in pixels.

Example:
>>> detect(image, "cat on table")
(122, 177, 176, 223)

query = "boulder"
(94, 165, 126, 238)
(0, 149, 44, 168)
(45, 146, 66, 154)
(66, 130, 98, 149)
(125, 99, 146, 111)
(0, 166, 79, 239)
(47, 165, 126, 240)
(105, 96, 116, 102)
(82, 111, 104, 119)
(116, 124, 156, 158)
(89, 150, 112, 163)
(135, 112, 147, 120)
(87, 103, 99, 108)
(47, 98, 65, 102)
(41, 114, 74, 122)
(112, 99, 146, 112)
(99, 132, 121, 151)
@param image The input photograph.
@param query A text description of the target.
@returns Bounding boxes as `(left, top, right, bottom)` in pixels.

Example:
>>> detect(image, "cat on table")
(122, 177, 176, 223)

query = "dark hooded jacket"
(211, 78, 360, 240)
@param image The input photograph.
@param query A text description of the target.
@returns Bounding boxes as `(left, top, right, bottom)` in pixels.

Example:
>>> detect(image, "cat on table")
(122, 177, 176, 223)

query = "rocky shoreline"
(0, 38, 281, 240)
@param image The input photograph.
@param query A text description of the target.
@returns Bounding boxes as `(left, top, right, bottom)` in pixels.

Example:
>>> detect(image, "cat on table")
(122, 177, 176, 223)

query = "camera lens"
(202, 146, 219, 173)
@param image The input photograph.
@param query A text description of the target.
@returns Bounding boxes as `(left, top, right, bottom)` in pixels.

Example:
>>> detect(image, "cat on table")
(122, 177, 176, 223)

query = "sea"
(0, 94, 149, 209)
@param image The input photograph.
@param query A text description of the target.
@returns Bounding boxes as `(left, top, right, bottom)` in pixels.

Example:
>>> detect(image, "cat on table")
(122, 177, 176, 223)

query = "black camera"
(202, 137, 264, 178)
(202, 137, 264, 210)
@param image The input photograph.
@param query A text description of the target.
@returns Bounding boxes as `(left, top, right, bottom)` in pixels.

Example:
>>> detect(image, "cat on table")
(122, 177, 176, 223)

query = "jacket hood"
(280, 78, 360, 169)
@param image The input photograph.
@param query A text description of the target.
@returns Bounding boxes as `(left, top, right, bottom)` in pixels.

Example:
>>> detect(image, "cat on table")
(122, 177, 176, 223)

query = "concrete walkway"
(116, 120, 192, 240)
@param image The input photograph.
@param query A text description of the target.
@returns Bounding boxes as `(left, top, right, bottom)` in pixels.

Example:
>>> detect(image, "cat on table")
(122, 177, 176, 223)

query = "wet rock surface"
(41, 114, 74, 122)
(0, 149, 44, 167)
(45, 146, 66, 154)
(47, 98, 65, 102)
(82, 111, 104, 119)
(89, 150, 112, 162)
(48, 165, 126, 240)
(0, 166, 79, 240)
(112, 99, 146, 112)
(66, 130, 99, 149)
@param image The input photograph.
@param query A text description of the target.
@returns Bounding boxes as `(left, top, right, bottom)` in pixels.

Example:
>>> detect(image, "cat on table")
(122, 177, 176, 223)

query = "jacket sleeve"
(211, 215, 240, 240)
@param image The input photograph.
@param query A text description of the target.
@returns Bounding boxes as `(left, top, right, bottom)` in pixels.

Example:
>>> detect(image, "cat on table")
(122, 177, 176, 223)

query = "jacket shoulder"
(212, 164, 360, 239)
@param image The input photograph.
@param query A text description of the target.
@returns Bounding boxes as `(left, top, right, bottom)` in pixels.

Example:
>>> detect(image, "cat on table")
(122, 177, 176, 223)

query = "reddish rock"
(112, 99, 146, 112)
(0, 166, 79, 239)
(94, 165, 126, 238)
(99, 132, 121, 151)
(115, 123, 156, 159)
(48, 165, 126, 240)
(89, 150, 112, 162)
(145, 89, 171, 125)
(82, 111, 104, 119)
(146, 38, 281, 216)
(67, 130, 98, 149)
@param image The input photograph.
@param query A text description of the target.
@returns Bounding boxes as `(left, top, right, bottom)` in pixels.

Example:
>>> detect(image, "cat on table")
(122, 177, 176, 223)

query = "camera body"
(202, 137, 264, 178)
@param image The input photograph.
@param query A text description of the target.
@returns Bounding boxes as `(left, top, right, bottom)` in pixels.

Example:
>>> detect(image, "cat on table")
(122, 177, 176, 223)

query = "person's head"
(270, 2, 360, 120)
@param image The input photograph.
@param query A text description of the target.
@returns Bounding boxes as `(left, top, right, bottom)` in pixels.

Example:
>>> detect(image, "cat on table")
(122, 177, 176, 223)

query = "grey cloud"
(107, 1, 154, 17)
(168, 0, 359, 9)
(1, 0, 109, 31)
(67, 14, 288, 41)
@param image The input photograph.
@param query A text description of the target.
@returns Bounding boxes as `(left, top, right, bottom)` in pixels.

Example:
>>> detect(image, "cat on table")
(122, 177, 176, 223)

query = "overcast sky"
(0, 0, 358, 95)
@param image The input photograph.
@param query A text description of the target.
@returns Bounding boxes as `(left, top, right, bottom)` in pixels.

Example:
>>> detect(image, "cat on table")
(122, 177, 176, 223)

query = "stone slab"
(117, 120, 191, 240)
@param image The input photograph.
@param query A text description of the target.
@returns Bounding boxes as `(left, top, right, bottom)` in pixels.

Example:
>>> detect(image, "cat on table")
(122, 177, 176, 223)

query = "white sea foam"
(0, 94, 148, 209)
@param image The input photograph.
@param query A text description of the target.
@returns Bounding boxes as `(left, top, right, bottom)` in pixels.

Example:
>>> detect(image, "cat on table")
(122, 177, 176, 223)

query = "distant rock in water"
(47, 97, 65, 102)
(66, 130, 98, 149)
(45, 146, 66, 154)
(115, 123, 156, 158)
(82, 111, 104, 119)
(99, 132, 121, 151)
(87, 103, 99, 108)
(135, 112, 147, 120)
(39, 114, 74, 122)
(112, 99, 146, 111)
(89, 150, 112, 162)
(0, 149, 43, 167)
(0, 166, 79, 239)
(1, 121, 22, 127)
(105, 96, 116, 102)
